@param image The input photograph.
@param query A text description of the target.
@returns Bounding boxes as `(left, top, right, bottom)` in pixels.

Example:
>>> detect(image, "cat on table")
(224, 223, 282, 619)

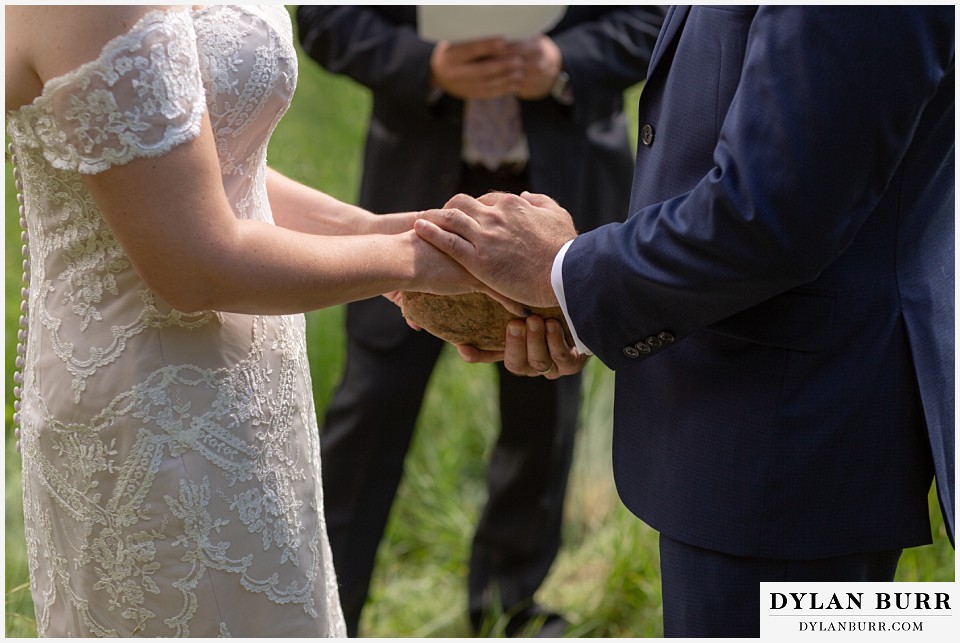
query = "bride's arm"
(83, 117, 480, 315)
(266, 167, 417, 236)
(11, 5, 512, 317)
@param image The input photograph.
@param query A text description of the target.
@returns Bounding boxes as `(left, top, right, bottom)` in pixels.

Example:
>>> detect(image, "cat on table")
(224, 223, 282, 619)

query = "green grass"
(4, 14, 954, 638)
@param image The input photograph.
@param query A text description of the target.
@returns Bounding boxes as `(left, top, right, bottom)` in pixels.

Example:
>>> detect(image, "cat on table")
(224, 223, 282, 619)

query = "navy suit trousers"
(659, 534, 902, 638)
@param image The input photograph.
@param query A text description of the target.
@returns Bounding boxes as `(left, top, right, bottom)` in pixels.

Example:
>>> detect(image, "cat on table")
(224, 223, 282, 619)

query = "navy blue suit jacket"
(564, 6, 954, 558)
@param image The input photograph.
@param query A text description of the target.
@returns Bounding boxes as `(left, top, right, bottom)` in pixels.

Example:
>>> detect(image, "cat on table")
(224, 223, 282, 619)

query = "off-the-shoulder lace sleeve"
(20, 9, 205, 174)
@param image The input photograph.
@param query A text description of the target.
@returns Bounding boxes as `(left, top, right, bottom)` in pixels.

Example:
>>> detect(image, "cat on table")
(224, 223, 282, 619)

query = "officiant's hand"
(415, 191, 577, 308)
(430, 38, 523, 99)
(508, 35, 563, 100)
(456, 314, 588, 379)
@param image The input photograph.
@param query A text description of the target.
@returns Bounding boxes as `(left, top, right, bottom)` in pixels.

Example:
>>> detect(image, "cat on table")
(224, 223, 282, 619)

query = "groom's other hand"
(415, 191, 576, 308)
(505, 315, 588, 378)
(456, 315, 587, 379)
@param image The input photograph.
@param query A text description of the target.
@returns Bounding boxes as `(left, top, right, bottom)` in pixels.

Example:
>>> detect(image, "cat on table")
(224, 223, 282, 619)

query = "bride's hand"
(382, 291, 424, 331)
(457, 314, 588, 379)
(383, 291, 404, 307)
(414, 194, 575, 309)
(408, 230, 526, 316)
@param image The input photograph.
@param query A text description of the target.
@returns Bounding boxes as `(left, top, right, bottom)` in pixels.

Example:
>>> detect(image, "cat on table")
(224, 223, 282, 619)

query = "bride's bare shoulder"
(5, 5, 180, 112)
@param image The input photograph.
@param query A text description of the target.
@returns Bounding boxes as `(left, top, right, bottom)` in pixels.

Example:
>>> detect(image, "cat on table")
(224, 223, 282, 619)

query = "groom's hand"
(415, 191, 576, 308)
(457, 314, 588, 379)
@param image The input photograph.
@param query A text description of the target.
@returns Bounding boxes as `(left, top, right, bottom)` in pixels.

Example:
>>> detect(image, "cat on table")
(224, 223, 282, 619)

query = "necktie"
(463, 96, 522, 172)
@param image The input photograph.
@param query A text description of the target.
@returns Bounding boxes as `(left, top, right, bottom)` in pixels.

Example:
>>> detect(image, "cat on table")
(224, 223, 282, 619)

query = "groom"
(416, 6, 955, 638)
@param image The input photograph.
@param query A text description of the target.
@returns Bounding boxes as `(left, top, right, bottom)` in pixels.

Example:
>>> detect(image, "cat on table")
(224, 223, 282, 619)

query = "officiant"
(296, 5, 666, 636)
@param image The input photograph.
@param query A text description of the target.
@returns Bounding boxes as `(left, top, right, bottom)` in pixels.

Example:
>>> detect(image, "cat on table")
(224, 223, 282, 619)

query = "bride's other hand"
(382, 291, 423, 331)
(383, 291, 404, 307)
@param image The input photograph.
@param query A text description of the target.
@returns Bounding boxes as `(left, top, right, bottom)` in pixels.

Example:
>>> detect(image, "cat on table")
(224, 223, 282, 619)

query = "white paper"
(417, 5, 567, 43)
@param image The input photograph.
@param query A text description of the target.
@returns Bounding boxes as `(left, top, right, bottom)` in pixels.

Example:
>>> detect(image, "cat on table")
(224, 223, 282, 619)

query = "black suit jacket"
(297, 5, 665, 231)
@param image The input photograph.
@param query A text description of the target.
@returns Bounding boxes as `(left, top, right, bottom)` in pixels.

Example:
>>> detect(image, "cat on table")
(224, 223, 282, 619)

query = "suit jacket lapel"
(647, 5, 690, 79)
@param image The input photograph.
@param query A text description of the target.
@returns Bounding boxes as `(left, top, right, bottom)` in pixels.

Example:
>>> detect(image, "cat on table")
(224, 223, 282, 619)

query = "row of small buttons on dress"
(623, 331, 674, 358)
(9, 142, 28, 454)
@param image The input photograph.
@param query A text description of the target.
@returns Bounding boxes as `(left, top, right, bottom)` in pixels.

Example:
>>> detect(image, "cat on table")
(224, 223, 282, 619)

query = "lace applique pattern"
(7, 5, 343, 636)
(11, 9, 204, 175)
(20, 315, 328, 635)
(193, 5, 297, 221)
(13, 150, 221, 402)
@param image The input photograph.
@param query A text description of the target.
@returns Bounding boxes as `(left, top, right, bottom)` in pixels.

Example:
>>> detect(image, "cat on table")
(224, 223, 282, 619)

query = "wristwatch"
(550, 70, 574, 105)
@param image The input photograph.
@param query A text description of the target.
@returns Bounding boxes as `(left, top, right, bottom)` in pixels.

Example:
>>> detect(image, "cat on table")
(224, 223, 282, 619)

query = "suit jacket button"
(623, 346, 641, 358)
(641, 124, 655, 146)
(645, 335, 662, 348)
(658, 331, 675, 343)
(634, 341, 651, 354)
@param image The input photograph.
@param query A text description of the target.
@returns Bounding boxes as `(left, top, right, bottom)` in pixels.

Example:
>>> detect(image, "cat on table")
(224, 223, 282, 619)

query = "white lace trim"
(10, 8, 205, 175)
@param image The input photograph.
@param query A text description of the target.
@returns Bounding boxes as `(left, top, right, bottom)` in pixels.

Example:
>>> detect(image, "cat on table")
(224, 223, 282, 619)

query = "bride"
(5, 5, 516, 636)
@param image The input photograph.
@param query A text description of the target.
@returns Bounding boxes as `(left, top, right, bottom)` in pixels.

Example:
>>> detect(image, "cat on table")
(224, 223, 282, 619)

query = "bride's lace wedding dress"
(7, 6, 345, 636)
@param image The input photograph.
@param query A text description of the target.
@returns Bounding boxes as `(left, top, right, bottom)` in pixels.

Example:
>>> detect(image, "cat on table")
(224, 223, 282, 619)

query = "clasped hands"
(430, 35, 562, 101)
(417, 35, 582, 378)
(415, 191, 588, 379)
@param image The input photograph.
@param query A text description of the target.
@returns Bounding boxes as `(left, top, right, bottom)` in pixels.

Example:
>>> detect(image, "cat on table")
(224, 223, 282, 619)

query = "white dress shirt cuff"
(551, 240, 593, 356)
